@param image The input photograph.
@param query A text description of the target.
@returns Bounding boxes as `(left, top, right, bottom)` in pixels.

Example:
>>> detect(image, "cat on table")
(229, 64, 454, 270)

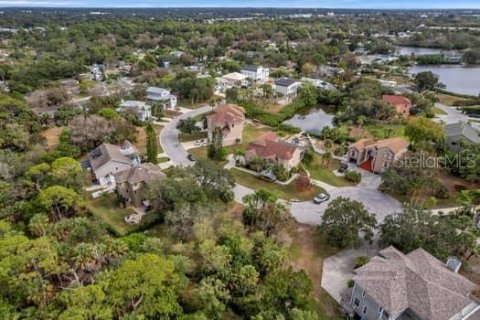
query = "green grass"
(179, 131, 208, 142)
(157, 157, 170, 164)
(364, 123, 406, 139)
(85, 194, 148, 236)
(304, 154, 353, 187)
(229, 168, 324, 201)
(431, 106, 447, 115)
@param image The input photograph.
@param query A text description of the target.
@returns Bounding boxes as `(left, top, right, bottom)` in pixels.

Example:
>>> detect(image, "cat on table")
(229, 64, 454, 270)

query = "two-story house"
(344, 246, 480, 320)
(245, 132, 302, 171)
(146, 86, 177, 110)
(207, 104, 245, 146)
(240, 65, 270, 83)
(275, 77, 301, 100)
(444, 121, 480, 152)
(118, 100, 152, 121)
(347, 138, 409, 173)
(113, 163, 166, 208)
(88, 141, 140, 186)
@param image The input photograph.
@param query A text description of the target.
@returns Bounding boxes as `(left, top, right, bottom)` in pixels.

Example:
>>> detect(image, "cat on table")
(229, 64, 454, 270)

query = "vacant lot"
(230, 168, 324, 201)
(135, 124, 163, 155)
(41, 126, 64, 150)
(305, 154, 353, 187)
(287, 224, 343, 320)
(435, 92, 469, 106)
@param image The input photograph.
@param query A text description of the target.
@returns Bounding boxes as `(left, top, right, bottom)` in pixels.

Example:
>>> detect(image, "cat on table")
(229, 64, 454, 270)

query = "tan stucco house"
(113, 163, 166, 208)
(245, 132, 302, 171)
(207, 104, 245, 146)
(347, 137, 408, 173)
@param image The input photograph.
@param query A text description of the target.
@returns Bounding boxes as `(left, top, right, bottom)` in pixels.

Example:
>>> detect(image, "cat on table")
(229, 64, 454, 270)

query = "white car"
(313, 193, 330, 204)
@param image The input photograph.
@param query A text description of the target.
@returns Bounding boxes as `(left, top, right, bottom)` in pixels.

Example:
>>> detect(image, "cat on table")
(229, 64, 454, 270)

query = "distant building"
(275, 77, 301, 100)
(113, 163, 165, 208)
(245, 132, 302, 171)
(342, 246, 480, 320)
(88, 141, 140, 186)
(219, 72, 248, 91)
(207, 104, 245, 146)
(382, 95, 412, 117)
(347, 138, 409, 173)
(146, 86, 177, 110)
(444, 121, 480, 152)
(301, 77, 337, 91)
(240, 65, 270, 83)
(118, 100, 152, 121)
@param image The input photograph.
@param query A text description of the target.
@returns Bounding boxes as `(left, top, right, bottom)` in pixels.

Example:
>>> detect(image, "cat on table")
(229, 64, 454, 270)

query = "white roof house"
(146, 87, 177, 109)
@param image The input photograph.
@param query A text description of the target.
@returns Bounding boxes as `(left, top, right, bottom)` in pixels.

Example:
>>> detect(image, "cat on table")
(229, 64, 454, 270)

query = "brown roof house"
(245, 132, 302, 171)
(343, 246, 480, 320)
(347, 138, 408, 173)
(88, 141, 140, 186)
(207, 104, 245, 146)
(113, 163, 166, 208)
(382, 95, 413, 117)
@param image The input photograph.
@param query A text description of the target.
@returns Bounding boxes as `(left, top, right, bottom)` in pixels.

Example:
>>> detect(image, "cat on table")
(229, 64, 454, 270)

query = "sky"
(0, 0, 479, 8)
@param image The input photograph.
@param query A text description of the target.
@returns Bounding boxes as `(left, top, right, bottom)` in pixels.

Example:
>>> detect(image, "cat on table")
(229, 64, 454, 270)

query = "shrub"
(347, 279, 355, 288)
(355, 256, 369, 268)
(345, 171, 362, 183)
(435, 185, 449, 199)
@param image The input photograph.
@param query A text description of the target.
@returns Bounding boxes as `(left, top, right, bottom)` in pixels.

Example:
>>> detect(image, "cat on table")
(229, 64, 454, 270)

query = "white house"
(240, 65, 270, 83)
(216, 72, 248, 92)
(118, 100, 152, 121)
(146, 86, 177, 110)
(275, 77, 301, 99)
(301, 77, 337, 91)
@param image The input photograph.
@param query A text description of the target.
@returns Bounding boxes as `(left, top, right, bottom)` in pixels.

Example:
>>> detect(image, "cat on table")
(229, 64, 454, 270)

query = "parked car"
(187, 153, 196, 161)
(313, 193, 330, 204)
(338, 163, 349, 173)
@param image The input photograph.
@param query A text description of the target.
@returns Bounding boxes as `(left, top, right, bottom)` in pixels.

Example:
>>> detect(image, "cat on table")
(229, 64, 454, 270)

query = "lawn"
(304, 154, 354, 187)
(179, 131, 208, 142)
(364, 123, 406, 140)
(287, 225, 343, 320)
(135, 124, 163, 155)
(229, 168, 324, 201)
(435, 92, 469, 106)
(431, 106, 447, 115)
(85, 194, 151, 236)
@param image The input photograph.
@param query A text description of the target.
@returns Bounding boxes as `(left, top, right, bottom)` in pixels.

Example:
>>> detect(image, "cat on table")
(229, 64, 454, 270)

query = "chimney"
(446, 256, 462, 273)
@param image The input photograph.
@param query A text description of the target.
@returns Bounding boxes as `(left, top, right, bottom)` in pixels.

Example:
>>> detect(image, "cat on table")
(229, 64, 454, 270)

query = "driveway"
(159, 106, 212, 167)
(434, 102, 467, 125)
(290, 187, 402, 225)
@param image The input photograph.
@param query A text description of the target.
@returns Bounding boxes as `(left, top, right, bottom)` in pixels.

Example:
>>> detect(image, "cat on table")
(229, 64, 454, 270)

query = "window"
(363, 306, 368, 314)
(362, 290, 366, 298)
(354, 298, 360, 307)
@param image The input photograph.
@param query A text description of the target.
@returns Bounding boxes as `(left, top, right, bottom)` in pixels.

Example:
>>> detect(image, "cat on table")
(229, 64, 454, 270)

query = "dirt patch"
(438, 172, 480, 193)
(41, 126, 64, 150)
(287, 224, 342, 319)
(135, 127, 147, 154)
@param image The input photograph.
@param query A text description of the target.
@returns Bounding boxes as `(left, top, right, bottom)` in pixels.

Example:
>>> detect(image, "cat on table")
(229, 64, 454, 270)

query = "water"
(395, 46, 446, 56)
(409, 65, 480, 96)
(283, 109, 334, 135)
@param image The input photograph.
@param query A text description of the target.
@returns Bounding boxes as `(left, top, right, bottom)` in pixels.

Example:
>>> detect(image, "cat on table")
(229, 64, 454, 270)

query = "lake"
(396, 46, 446, 56)
(408, 65, 480, 96)
(283, 109, 334, 135)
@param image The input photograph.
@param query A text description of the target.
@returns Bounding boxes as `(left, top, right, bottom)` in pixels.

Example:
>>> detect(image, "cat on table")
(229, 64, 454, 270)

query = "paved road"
(434, 102, 467, 125)
(160, 107, 403, 226)
(159, 106, 212, 166)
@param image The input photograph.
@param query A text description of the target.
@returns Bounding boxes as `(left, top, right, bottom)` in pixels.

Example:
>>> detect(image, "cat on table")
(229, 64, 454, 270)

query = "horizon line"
(1, 6, 480, 9)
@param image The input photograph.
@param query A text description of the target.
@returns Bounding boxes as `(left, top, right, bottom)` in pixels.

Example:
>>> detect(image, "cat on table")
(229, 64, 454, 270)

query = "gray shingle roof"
(241, 65, 260, 72)
(275, 77, 298, 87)
(88, 142, 137, 171)
(113, 163, 165, 185)
(354, 246, 477, 320)
(444, 121, 480, 144)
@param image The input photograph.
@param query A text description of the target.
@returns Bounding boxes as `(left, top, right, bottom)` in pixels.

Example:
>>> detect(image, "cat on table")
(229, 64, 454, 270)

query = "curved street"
(160, 107, 403, 225)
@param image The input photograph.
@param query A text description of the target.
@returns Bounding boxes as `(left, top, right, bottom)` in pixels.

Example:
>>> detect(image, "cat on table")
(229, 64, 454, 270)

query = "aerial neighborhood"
(1, 7, 480, 320)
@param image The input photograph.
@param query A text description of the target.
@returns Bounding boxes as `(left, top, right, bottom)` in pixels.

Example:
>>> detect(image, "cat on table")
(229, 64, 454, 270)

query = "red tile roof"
(207, 103, 245, 125)
(246, 132, 299, 160)
(382, 95, 412, 116)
